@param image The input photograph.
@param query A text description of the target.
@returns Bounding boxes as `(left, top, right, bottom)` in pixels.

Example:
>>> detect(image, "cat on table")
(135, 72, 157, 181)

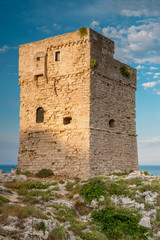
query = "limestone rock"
(139, 216, 152, 229)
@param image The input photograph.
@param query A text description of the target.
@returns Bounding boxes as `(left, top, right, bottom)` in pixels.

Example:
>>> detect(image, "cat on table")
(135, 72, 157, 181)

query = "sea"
(0, 164, 160, 176)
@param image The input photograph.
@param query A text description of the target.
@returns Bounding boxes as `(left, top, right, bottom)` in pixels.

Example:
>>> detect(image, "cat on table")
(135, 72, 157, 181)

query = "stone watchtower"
(18, 28, 138, 179)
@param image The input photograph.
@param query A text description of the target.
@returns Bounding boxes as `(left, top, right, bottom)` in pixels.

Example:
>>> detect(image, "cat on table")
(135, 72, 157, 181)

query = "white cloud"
(53, 23, 61, 30)
(150, 67, 158, 70)
(121, 9, 160, 18)
(121, 9, 149, 17)
(154, 73, 160, 76)
(0, 45, 17, 53)
(90, 21, 99, 28)
(156, 91, 160, 95)
(140, 136, 160, 144)
(102, 22, 160, 64)
(136, 65, 145, 70)
(142, 81, 157, 89)
(0, 45, 9, 52)
(37, 26, 51, 34)
(146, 72, 152, 75)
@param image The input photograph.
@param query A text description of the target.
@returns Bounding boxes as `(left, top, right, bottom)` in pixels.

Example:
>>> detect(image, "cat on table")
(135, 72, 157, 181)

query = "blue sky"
(0, 0, 160, 165)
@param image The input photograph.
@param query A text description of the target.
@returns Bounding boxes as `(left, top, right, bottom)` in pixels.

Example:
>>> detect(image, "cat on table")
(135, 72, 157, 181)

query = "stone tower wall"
(18, 31, 91, 178)
(18, 29, 138, 178)
(89, 30, 138, 175)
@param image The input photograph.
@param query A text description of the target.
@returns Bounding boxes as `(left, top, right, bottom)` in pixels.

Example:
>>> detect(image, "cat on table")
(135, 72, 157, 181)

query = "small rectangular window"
(55, 51, 60, 61)
(37, 57, 40, 61)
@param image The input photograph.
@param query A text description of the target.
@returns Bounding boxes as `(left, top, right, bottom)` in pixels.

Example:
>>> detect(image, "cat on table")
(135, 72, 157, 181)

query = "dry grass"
(0, 204, 47, 220)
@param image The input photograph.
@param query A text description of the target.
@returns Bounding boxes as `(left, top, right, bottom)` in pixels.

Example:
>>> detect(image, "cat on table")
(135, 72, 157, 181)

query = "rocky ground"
(0, 170, 160, 240)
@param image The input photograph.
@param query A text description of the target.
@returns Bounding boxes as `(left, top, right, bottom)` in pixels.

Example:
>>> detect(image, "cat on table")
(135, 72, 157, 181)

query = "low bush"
(51, 204, 76, 222)
(16, 170, 32, 177)
(74, 200, 91, 215)
(120, 65, 131, 78)
(90, 59, 98, 68)
(106, 182, 127, 196)
(47, 227, 67, 240)
(40, 221, 46, 235)
(36, 169, 54, 178)
(81, 231, 108, 240)
(80, 179, 109, 203)
(6, 180, 56, 190)
(79, 27, 87, 38)
(65, 182, 75, 191)
(0, 195, 10, 205)
(139, 180, 160, 193)
(91, 207, 148, 240)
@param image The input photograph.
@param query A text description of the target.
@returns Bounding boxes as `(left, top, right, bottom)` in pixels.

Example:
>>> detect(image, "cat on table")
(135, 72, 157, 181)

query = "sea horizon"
(0, 164, 160, 176)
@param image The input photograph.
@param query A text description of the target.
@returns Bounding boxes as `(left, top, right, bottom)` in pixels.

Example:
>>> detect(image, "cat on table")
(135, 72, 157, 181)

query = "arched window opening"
(36, 107, 44, 123)
(109, 119, 115, 128)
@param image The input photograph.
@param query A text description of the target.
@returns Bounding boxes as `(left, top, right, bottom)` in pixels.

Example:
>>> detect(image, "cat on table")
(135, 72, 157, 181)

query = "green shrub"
(139, 180, 160, 193)
(51, 204, 76, 222)
(36, 169, 54, 178)
(106, 182, 127, 196)
(6, 180, 54, 190)
(59, 180, 65, 184)
(80, 179, 108, 203)
(74, 200, 91, 215)
(47, 227, 67, 240)
(16, 170, 32, 177)
(81, 231, 108, 240)
(90, 59, 98, 68)
(65, 182, 75, 191)
(79, 27, 88, 38)
(143, 170, 150, 175)
(91, 207, 148, 240)
(0, 195, 10, 205)
(69, 221, 87, 236)
(40, 221, 46, 235)
(120, 65, 131, 78)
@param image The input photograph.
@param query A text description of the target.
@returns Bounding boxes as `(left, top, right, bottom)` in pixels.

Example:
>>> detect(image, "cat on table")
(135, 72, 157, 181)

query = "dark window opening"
(37, 57, 40, 61)
(109, 119, 115, 128)
(36, 107, 44, 123)
(63, 117, 72, 125)
(55, 51, 60, 61)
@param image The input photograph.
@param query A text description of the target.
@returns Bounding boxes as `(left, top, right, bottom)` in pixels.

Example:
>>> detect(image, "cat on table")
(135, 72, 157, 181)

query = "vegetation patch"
(47, 226, 67, 240)
(36, 169, 54, 178)
(50, 204, 76, 222)
(91, 207, 148, 240)
(81, 231, 108, 240)
(79, 27, 88, 38)
(74, 200, 91, 215)
(0, 204, 47, 219)
(90, 59, 98, 68)
(65, 181, 75, 191)
(16, 169, 32, 177)
(80, 179, 109, 203)
(6, 180, 56, 190)
(106, 182, 128, 196)
(0, 195, 10, 205)
(120, 65, 131, 78)
(139, 180, 160, 193)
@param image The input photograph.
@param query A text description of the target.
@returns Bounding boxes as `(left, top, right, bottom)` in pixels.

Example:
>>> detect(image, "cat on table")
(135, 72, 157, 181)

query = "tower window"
(36, 107, 44, 123)
(55, 51, 60, 61)
(109, 119, 115, 128)
(63, 117, 72, 125)
(37, 57, 40, 61)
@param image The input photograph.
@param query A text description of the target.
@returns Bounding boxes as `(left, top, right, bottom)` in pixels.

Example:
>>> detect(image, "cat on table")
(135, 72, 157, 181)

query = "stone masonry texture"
(18, 28, 138, 179)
